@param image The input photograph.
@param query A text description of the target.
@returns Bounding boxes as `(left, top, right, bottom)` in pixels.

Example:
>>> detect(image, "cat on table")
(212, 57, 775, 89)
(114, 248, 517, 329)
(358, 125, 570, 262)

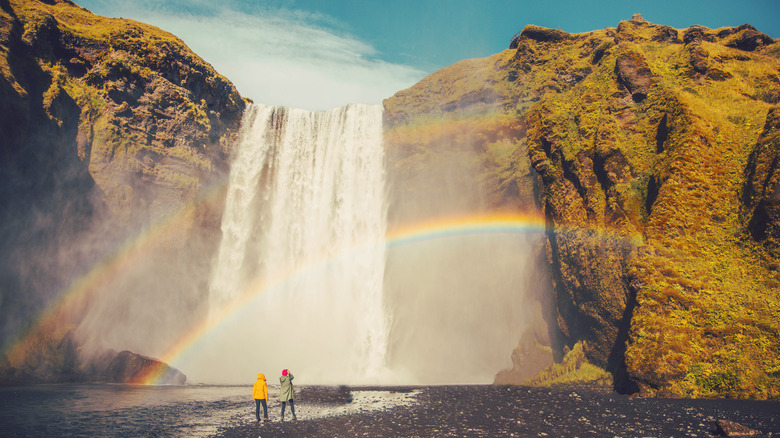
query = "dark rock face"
(743, 108, 780, 257)
(682, 26, 734, 81)
(526, 111, 639, 369)
(0, 0, 244, 384)
(615, 51, 651, 102)
(721, 24, 775, 52)
(514, 25, 574, 46)
(105, 350, 186, 385)
(0, 330, 184, 385)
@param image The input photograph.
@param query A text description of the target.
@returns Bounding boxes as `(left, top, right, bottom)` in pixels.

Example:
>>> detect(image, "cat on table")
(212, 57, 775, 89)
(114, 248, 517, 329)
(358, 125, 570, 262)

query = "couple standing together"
(252, 369, 297, 422)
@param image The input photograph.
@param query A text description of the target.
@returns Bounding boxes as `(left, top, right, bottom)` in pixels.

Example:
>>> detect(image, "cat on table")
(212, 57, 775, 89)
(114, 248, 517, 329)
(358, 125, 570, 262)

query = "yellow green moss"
(527, 342, 613, 387)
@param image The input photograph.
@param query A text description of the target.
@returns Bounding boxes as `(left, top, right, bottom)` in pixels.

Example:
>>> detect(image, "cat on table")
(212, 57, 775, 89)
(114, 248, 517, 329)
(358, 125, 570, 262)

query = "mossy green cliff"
(384, 14, 780, 399)
(0, 0, 243, 383)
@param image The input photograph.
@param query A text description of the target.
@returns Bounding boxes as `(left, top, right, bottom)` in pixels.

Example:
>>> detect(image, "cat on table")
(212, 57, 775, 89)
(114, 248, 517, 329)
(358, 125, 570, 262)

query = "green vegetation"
(527, 342, 613, 387)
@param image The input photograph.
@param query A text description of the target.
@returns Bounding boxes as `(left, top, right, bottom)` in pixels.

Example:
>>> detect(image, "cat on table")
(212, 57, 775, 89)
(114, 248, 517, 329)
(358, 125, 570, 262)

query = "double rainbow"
(141, 211, 548, 384)
(4, 209, 559, 384)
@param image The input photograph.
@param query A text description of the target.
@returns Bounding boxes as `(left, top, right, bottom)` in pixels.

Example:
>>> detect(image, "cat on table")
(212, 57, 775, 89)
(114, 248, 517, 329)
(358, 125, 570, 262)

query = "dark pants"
(281, 399, 296, 418)
(255, 399, 268, 420)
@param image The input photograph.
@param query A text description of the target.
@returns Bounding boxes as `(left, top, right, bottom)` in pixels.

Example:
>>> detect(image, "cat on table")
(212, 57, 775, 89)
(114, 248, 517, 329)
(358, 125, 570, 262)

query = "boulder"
(104, 350, 186, 385)
(515, 25, 573, 45)
(715, 419, 760, 437)
(721, 25, 774, 51)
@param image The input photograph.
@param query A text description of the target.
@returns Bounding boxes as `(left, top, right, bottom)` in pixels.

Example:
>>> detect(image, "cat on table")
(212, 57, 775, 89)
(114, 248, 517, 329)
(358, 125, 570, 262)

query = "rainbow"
(1, 181, 228, 376)
(143, 211, 549, 384)
(147, 210, 648, 384)
(5, 206, 642, 385)
(385, 211, 547, 248)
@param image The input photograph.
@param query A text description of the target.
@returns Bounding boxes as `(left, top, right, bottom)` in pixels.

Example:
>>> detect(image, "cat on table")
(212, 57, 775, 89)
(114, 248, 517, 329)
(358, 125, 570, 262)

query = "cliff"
(0, 0, 244, 383)
(384, 15, 780, 399)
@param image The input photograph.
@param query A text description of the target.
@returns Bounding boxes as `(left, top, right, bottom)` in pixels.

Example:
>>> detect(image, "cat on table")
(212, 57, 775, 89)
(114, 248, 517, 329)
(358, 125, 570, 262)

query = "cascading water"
(190, 103, 389, 384)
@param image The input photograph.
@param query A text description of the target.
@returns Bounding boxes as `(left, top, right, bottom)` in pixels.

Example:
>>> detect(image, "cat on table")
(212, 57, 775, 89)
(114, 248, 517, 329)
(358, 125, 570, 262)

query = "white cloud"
(88, 1, 426, 110)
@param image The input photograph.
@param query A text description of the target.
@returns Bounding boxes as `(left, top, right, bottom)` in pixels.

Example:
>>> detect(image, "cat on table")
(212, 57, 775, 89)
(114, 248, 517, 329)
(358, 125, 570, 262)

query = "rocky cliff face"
(384, 14, 780, 399)
(0, 0, 244, 383)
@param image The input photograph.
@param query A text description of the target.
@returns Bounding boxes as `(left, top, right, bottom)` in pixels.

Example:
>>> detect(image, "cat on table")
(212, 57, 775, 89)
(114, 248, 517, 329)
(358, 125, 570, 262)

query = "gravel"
(215, 384, 780, 437)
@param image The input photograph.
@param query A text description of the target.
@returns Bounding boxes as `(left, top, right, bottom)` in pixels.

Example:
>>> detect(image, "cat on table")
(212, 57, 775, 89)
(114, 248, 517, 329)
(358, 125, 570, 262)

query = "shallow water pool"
(0, 384, 419, 437)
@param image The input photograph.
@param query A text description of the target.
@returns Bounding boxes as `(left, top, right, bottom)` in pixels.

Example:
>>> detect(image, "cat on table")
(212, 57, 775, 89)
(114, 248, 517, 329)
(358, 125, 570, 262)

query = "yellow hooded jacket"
(252, 373, 268, 400)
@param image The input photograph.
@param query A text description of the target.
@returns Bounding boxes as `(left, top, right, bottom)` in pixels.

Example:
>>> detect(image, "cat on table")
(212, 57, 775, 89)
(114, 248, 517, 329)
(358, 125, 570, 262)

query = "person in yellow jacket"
(252, 373, 270, 422)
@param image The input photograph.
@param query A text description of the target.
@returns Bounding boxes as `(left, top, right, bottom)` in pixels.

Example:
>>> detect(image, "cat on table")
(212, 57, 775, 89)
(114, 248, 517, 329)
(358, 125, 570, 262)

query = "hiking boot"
(292, 415, 298, 420)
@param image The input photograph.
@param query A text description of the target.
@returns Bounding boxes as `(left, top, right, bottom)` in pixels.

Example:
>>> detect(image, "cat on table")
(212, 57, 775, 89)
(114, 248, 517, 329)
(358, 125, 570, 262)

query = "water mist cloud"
(81, 0, 426, 110)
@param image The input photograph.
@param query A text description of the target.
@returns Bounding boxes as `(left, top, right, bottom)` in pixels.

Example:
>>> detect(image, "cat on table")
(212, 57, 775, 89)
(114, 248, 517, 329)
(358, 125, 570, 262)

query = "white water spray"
(192, 103, 389, 384)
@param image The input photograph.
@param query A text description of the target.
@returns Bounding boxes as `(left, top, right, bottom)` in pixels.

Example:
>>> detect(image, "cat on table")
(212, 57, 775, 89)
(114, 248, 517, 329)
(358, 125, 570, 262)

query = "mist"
(3, 98, 543, 386)
(384, 233, 539, 383)
(381, 125, 543, 383)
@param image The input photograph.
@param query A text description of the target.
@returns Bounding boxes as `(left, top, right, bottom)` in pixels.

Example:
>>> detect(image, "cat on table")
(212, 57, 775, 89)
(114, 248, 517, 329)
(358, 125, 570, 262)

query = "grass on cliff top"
(13, 0, 181, 47)
(9, 0, 230, 84)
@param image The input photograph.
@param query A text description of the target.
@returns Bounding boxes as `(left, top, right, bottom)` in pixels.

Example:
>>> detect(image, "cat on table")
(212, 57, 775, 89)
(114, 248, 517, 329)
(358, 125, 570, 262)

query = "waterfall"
(201, 103, 389, 384)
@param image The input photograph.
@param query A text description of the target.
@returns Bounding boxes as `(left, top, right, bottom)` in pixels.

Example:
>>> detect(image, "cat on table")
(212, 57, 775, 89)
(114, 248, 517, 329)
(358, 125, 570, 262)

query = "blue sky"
(77, 0, 780, 110)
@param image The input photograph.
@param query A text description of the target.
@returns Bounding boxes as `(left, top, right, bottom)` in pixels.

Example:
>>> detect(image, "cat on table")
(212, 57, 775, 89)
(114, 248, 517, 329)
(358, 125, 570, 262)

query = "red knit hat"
(282, 369, 288, 376)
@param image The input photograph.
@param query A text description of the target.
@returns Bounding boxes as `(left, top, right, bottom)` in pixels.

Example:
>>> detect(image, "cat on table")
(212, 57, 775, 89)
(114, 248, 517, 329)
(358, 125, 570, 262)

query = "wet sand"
(216, 385, 780, 437)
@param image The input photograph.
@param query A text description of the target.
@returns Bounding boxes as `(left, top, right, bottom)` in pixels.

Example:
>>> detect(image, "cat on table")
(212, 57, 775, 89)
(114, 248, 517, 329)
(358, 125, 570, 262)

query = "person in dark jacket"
(252, 372, 270, 422)
(279, 369, 297, 420)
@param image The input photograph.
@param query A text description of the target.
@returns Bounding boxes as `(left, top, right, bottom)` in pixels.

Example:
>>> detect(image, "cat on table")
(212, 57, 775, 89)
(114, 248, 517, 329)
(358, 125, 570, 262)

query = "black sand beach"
(217, 385, 780, 438)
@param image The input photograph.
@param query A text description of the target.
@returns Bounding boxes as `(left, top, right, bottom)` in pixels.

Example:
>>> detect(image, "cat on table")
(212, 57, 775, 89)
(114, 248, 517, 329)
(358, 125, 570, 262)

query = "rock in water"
(105, 351, 186, 385)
